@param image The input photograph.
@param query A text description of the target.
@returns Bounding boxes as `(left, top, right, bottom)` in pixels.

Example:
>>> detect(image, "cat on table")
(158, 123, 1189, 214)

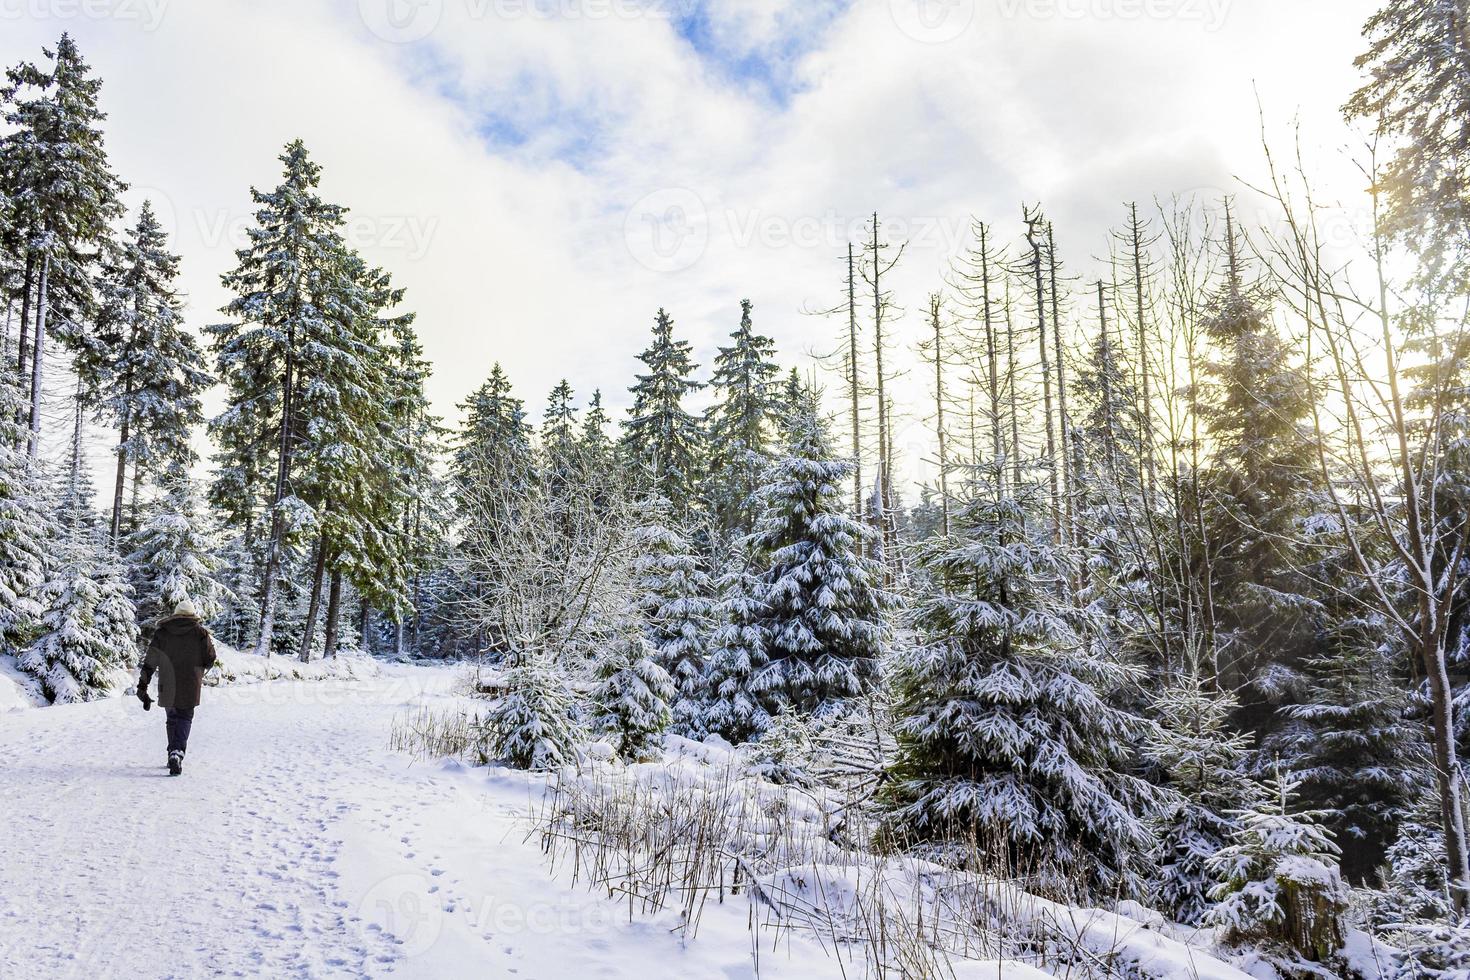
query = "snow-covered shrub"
(1372, 814, 1455, 928)
(1206, 772, 1349, 965)
(746, 707, 817, 786)
(19, 548, 138, 703)
(482, 648, 580, 769)
(1147, 661, 1257, 925)
(592, 633, 674, 761)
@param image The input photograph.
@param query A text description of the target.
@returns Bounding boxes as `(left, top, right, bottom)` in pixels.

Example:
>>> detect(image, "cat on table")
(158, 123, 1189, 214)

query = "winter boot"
(168, 750, 184, 776)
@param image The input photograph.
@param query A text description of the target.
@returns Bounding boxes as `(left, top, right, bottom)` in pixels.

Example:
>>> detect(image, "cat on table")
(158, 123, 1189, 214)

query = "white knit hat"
(173, 598, 199, 618)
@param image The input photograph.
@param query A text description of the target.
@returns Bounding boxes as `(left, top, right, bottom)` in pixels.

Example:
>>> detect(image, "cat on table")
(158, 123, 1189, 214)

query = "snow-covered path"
(0, 664, 840, 980)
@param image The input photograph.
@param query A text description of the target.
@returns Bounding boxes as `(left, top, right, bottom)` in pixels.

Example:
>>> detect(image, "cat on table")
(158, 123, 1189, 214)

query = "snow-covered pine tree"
(79, 200, 211, 542)
(208, 139, 355, 657)
(1072, 282, 1161, 688)
(620, 308, 704, 519)
(125, 464, 224, 628)
(19, 536, 137, 703)
(592, 632, 674, 761)
(881, 460, 1158, 898)
(704, 299, 781, 542)
(1373, 805, 1456, 928)
(482, 647, 579, 769)
(213, 529, 258, 650)
(751, 385, 885, 718)
(289, 256, 407, 660)
(1147, 661, 1257, 925)
(579, 389, 613, 467)
(542, 379, 578, 466)
(1347, 0, 1470, 297)
(633, 522, 714, 736)
(1206, 771, 1349, 965)
(1199, 211, 1319, 733)
(1262, 569, 1427, 883)
(702, 557, 773, 744)
(453, 364, 533, 657)
(0, 33, 125, 458)
(378, 319, 444, 657)
(0, 368, 50, 652)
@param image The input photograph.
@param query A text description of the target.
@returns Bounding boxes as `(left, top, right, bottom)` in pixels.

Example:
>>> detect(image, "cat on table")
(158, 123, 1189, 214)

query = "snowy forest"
(2, 2, 1470, 978)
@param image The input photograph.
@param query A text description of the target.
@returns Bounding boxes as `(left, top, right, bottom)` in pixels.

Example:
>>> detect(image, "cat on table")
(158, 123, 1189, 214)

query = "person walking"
(136, 598, 217, 776)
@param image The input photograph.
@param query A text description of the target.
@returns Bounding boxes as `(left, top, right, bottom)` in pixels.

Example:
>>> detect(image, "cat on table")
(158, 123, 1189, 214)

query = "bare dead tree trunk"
(1025, 208, 1060, 539)
(1005, 280, 1022, 492)
(926, 293, 950, 537)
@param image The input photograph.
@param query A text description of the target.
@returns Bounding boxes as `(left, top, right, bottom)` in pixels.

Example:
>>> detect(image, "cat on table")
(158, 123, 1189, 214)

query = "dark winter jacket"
(138, 616, 217, 709)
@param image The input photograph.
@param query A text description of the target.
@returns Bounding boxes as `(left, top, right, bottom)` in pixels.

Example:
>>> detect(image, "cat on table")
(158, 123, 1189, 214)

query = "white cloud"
(3, 0, 1378, 491)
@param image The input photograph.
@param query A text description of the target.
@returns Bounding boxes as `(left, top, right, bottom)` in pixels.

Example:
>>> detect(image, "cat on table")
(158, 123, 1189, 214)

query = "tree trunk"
(298, 536, 328, 662)
(1026, 210, 1059, 539)
(929, 293, 950, 537)
(1419, 624, 1470, 909)
(1129, 203, 1158, 501)
(1047, 224, 1073, 555)
(254, 324, 297, 658)
(322, 569, 344, 660)
(28, 252, 48, 461)
(16, 252, 33, 438)
(110, 392, 131, 543)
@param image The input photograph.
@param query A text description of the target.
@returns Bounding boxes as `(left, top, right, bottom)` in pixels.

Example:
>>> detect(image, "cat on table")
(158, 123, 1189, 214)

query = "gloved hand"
(137, 688, 152, 711)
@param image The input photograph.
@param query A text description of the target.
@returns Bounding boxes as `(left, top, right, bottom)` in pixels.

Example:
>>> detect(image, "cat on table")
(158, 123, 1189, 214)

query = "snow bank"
(205, 643, 381, 687)
(524, 732, 1266, 980)
(1, 644, 384, 710)
(0, 655, 45, 709)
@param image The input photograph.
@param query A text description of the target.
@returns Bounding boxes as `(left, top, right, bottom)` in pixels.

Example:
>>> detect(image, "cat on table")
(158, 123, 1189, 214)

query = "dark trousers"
(164, 706, 195, 754)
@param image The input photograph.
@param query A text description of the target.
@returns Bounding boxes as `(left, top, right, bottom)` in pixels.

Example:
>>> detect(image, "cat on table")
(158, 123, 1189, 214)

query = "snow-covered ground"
(0, 663, 853, 978)
(1, 662, 1373, 980)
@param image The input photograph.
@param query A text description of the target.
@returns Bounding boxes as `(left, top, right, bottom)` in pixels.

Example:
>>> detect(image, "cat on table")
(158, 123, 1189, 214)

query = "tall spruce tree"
(621, 309, 704, 518)
(704, 299, 780, 542)
(81, 201, 211, 542)
(750, 386, 885, 717)
(0, 34, 125, 458)
(1199, 212, 1318, 731)
(209, 140, 354, 657)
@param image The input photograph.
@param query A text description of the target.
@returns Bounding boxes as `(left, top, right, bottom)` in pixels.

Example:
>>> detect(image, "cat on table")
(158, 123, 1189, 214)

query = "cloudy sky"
(2, 0, 1378, 482)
